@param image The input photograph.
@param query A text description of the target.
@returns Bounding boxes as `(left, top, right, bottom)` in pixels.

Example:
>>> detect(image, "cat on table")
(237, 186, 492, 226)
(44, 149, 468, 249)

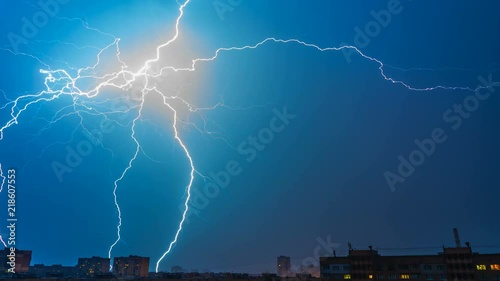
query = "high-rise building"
(76, 256, 110, 278)
(113, 255, 150, 278)
(0, 248, 32, 273)
(277, 255, 291, 277)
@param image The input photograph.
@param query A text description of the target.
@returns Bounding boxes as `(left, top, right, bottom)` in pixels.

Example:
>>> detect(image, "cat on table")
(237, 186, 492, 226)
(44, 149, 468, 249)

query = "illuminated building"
(76, 256, 110, 277)
(320, 230, 500, 280)
(113, 255, 150, 278)
(277, 255, 291, 277)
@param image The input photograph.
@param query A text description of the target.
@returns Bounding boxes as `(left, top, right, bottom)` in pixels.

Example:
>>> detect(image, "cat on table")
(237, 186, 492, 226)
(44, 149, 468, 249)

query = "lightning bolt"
(155, 98, 195, 273)
(0, 236, 6, 248)
(0, 164, 7, 247)
(0, 0, 497, 273)
(0, 163, 6, 194)
(107, 93, 145, 264)
(106, 0, 194, 271)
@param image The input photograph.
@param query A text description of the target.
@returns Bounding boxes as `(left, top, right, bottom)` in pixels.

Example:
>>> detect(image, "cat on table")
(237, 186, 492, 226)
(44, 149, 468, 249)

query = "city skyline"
(6, 229, 500, 276)
(4, 237, 500, 280)
(0, 0, 499, 276)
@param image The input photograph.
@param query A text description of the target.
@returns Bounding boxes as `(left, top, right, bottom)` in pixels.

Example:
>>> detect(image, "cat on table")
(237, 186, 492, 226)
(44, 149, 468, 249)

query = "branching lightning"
(0, 0, 497, 272)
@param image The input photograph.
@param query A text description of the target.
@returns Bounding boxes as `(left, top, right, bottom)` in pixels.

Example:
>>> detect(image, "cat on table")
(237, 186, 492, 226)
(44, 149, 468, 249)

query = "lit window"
(368, 274, 373, 279)
(491, 264, 500, 270)
(401, 274, 410, 279)
(344, 274, 351, 279)
(477, 265, 487, 270)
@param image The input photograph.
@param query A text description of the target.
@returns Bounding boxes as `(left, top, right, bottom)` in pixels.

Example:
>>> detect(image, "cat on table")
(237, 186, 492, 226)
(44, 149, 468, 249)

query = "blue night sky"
(0, 0, 499, 274)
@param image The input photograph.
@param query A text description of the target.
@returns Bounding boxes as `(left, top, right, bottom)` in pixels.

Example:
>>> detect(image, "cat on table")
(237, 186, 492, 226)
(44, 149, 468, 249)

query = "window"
(344, 274, 351, 280)
(388, 275, 397, 280)
(376, 275, 385, 280)
(424, 265, 432, 271)
(492, 264, 500, 270)
(437, 265, 445, 271)
(332, 266, 340, 271)
(477, 265, 487, 270)
(400, 274, 410, 279)
(343, 266, 351, 271)
(439, 275, 446, 280)
(409, 264, 418, 270)
(368, 274, 373, 279)
(425, 276, 434, 280)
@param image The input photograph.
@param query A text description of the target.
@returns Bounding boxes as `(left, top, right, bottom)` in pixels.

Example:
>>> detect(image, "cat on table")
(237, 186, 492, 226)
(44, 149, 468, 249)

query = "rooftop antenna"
(453, 228, 461, 248)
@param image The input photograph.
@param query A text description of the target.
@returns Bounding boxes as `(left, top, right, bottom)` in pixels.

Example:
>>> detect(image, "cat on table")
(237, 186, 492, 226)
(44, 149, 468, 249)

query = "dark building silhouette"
(277, 255, 291, 277)
(320, 230, 500, 281)
(172, 265, 183, 273)
(76, 256, 110, 277)
(0, 248, 32, 273)
(113, 255, 150, 278)
(29, 264, 76, 278)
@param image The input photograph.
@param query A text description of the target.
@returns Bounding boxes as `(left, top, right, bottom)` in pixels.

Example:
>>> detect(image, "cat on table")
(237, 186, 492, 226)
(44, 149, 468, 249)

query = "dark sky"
(0, 0, 499, 274)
